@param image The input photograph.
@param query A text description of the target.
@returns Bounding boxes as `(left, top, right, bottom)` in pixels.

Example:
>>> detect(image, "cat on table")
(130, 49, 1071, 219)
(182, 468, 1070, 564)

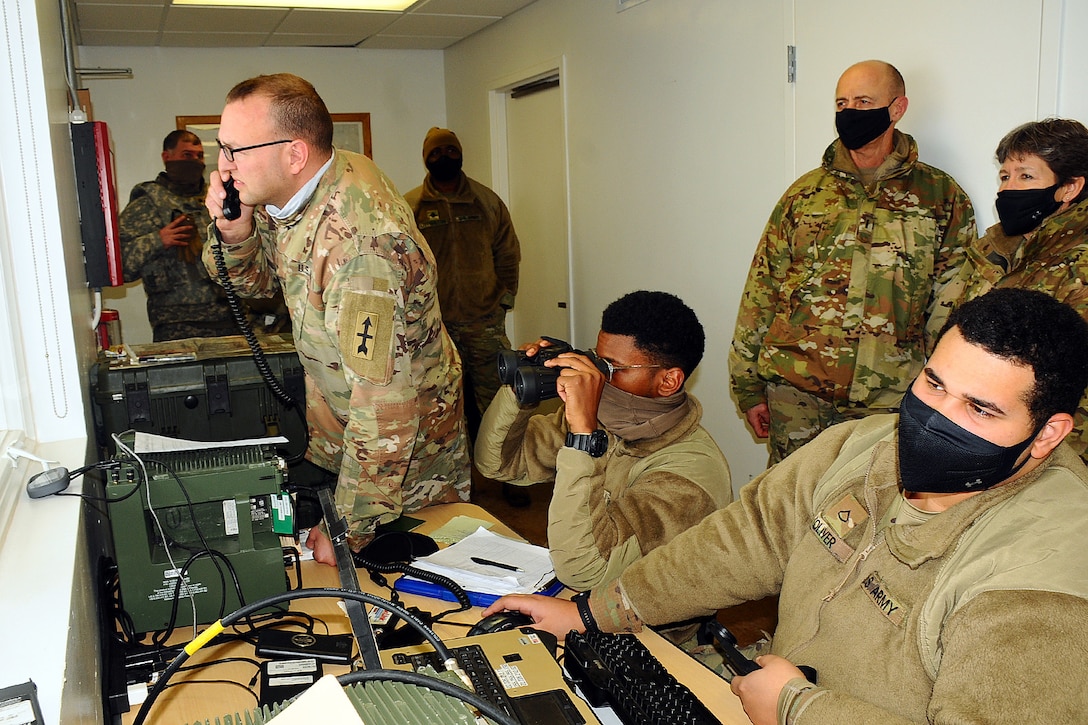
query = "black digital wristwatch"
(565, 430, 608, 458)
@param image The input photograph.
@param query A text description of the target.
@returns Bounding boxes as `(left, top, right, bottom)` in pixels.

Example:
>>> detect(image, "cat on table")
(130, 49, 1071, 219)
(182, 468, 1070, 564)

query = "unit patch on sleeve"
(339, 290, 395, 384)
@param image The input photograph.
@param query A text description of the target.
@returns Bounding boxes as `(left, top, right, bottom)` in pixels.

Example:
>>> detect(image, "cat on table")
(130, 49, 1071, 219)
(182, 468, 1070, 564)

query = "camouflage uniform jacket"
(588, 415, 1088, 723)
(929, 200, 1088, 459)
(120, 174, 234, 339)
(202, 150, 470, 545)
(729, 132, 975, 414)
(403, 174, 520, 323)
(474, 387, 732, 591)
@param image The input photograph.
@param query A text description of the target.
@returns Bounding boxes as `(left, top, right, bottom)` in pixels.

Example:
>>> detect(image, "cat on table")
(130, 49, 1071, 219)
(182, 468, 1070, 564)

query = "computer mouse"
(467, 611, 534, 637)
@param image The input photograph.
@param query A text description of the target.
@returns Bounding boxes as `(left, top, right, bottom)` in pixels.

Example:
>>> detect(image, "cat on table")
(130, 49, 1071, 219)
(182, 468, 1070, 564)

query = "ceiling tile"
(274, 8, 396, 35)
(358, 34, 460, 49)
(76, 0, 166, 5)
(380, 12, 496, 36)
(160, 30, 271, 47)
(71, 0, 540, 49)
(76, 3, 164, 30)
(163, 6, 290, 33)
(414, 0, 535, 15)
(77, 28, 161, 45)
(266, 33, 371, 46)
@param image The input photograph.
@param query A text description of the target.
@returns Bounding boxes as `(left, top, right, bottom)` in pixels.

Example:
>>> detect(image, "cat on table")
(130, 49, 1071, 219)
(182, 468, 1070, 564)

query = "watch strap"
(565, 429, 607, 458)
(572, 590, 598, 632)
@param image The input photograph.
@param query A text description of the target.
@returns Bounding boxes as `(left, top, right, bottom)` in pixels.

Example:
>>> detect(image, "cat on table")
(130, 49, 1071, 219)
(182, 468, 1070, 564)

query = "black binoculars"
(497, 336, 608, 405)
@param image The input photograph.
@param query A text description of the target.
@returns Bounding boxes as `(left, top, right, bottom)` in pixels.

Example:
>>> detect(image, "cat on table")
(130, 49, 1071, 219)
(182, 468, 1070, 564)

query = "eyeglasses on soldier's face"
(588, 348, 664, 382)
(216, 138, 291, 162)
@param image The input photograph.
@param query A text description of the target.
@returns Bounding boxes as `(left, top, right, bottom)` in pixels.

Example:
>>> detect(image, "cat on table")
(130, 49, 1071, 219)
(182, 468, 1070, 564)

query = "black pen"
(471, 556, 523, 572)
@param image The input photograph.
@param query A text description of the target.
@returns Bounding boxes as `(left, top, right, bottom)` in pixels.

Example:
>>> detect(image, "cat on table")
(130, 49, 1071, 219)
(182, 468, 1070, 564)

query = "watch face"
(588, 431, 608, 457)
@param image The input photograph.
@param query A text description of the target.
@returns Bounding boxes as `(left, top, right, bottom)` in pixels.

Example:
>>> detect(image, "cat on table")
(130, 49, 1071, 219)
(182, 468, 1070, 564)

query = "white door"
(504, 82, 571, 345)
(792, 0, 1054, 230)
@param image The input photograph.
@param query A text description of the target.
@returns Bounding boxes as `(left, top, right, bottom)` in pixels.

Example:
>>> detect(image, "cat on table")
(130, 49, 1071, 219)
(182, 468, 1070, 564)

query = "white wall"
(1058, 0, 1088, 123)
(445, 0, 789, 489)
(77, 45, 448, 344)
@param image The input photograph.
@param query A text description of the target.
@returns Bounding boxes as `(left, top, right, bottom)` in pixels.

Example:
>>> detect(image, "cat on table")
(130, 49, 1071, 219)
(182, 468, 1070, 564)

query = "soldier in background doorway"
(405, 127, 525, 505)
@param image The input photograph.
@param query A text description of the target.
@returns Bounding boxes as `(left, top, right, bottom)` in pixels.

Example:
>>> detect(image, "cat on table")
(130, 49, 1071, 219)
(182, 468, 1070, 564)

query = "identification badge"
(861, 571, 907, 626)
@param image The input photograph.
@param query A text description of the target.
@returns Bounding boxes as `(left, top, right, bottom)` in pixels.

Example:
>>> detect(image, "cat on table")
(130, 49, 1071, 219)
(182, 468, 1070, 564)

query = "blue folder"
(394, 575, 565, 608)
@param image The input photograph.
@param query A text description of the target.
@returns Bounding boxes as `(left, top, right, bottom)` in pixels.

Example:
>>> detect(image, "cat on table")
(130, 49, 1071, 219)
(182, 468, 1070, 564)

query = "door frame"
(487, 56, 577, 344)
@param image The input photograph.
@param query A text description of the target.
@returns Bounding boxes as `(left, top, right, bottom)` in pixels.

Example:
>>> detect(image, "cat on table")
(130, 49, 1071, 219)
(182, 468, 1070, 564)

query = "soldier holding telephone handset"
(204, 73, 471, 564)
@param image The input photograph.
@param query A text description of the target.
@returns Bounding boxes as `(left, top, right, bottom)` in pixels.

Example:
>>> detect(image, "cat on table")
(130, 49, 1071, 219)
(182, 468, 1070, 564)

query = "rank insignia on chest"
(424, 210, 441, 222)
(339, 291, 394, 384)
(810, 493, 868, 562)
(824, 494, 869, 538)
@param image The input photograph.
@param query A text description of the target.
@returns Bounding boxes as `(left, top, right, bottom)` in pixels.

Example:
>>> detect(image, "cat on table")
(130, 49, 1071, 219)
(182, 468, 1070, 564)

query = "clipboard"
(394, 576, 565, 608)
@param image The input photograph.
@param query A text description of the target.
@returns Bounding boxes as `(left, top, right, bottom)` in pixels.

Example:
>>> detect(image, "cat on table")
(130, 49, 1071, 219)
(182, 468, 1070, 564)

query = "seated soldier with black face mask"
(483, 287, 1088, 725)
(474, 290, 733, 597)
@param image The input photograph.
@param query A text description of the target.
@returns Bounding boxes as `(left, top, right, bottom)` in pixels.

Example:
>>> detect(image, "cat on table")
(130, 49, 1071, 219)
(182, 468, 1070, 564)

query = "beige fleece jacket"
(591, 415, 1088, 723)
(475, 386, 732, 591)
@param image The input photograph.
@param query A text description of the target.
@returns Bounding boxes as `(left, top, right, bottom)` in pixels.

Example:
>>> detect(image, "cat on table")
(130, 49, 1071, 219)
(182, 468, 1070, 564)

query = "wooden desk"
(120, 503, 751, 724)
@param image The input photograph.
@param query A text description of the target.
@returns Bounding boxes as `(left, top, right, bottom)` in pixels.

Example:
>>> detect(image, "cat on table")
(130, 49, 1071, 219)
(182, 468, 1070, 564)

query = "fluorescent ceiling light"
(173, 0, 415, 9)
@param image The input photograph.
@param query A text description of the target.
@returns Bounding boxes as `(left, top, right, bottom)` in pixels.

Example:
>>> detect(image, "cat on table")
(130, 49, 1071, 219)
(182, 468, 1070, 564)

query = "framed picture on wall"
(176, 113, 372, 176)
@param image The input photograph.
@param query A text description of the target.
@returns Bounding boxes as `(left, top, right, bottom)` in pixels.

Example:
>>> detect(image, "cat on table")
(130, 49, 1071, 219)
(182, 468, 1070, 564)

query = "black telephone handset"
(221, 177, 242, 220)
(700, 620, 818, 683)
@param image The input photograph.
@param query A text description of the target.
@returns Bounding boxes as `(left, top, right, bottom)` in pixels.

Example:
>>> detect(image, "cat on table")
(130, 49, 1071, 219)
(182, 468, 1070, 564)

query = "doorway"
(494, 69, 571, 347)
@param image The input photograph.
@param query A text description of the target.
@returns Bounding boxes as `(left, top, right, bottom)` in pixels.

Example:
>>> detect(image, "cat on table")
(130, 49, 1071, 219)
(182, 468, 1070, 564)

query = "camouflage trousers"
(446, 308, 511, 425)
(153, 319, 239, 342)
(676, 631, 773, 682)
(766, 383, 879, 464)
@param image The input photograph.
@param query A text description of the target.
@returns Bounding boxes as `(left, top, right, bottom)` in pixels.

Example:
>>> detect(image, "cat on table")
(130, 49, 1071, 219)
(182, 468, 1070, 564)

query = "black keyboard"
(389, 644, 522, 724)
(565, 629, 721, 725)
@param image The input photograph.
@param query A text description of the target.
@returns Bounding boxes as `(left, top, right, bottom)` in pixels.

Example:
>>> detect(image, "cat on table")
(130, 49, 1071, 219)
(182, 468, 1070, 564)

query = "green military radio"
(105, 443, 290, 633)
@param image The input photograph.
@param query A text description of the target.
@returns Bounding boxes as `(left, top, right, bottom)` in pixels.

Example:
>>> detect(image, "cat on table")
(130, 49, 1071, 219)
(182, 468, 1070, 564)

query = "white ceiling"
(71, 0, 538, 49)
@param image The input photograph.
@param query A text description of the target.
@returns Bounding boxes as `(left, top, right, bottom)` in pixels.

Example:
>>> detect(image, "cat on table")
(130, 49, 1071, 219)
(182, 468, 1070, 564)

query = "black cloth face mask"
(995, 184, 1061, 236)
(897, 385, 1038, 494)
(426, 156, 463, 183)
(835, 100, 895, 151)
(164, 159, 205, 187)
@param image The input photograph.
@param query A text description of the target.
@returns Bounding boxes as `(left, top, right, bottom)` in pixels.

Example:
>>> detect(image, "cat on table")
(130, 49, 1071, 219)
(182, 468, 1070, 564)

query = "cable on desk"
(132, 588, 450, 725)
(177, 656, 263, 687)
(159, 677, 260, 706)
(283, 546, 303, 590)
(354, 554, 473, 624)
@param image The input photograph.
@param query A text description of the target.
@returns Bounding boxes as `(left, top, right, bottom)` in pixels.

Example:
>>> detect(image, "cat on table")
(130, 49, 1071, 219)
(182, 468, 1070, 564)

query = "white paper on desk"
(133, 432, 289, 453)
(409, 527, 555, 595)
